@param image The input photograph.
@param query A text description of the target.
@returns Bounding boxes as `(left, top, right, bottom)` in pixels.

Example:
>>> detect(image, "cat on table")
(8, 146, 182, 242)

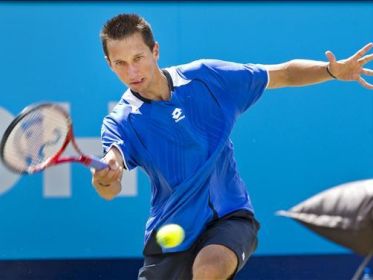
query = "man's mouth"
(130, 78, 144, 86)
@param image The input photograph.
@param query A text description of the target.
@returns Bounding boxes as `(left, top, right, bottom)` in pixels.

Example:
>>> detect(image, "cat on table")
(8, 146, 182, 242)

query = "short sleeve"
(179, 59, 268, 116)
(205, 60, 268, 114)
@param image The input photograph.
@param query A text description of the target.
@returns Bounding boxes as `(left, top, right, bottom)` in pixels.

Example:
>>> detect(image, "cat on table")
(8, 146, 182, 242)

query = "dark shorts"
(138, 210, 260, 280)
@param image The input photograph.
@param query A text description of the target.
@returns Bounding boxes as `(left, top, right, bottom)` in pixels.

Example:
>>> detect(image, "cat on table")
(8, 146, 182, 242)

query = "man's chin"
(129, 85, 142, 92)
(129, 81, 146, 92)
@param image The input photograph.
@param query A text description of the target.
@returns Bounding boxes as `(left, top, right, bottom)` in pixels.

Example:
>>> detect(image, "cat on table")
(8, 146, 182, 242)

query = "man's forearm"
(266, 59, 334, 89)
(287, 59, 334, 86)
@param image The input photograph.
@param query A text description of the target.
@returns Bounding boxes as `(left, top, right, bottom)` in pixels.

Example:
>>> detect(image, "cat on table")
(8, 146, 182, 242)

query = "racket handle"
(88, 156, 109, 170)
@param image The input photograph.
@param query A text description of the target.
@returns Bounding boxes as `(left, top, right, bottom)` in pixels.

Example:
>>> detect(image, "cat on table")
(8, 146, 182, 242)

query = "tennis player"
(91, 13, 373, 280)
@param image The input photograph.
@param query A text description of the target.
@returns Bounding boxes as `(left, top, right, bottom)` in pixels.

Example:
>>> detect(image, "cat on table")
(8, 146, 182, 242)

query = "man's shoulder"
(169, 59, 232, 80)
(173, 59, 229, 71)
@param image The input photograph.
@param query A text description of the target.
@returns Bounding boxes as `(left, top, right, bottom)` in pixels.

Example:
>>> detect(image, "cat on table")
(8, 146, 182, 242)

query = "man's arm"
(91, 146, 124, 200)
(266, 42, 373, 89)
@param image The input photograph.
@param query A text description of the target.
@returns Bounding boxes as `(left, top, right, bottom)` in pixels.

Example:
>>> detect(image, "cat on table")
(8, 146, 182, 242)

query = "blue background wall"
(0, 1, 372, 275)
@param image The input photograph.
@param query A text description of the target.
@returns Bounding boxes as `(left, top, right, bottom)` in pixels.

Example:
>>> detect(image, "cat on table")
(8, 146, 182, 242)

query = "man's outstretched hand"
(326, 42, 373, 89)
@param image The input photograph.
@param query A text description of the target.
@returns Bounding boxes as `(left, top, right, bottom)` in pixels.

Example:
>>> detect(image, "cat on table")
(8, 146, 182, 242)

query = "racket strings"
(2, 107, 69, 173)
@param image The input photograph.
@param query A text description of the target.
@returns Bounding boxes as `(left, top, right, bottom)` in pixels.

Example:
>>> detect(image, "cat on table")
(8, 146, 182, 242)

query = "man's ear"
(152, 42, 160, 60)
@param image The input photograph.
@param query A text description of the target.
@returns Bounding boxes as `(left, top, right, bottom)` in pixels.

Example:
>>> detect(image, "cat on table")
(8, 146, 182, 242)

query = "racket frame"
(0, 103, 106, 174)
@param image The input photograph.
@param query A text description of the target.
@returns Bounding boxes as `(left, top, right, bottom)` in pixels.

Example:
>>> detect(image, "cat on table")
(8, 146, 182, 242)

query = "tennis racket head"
(0, 103, 71, 174)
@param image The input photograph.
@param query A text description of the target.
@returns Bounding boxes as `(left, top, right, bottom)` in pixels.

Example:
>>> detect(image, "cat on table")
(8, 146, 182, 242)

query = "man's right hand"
(91, 147, 124, 200)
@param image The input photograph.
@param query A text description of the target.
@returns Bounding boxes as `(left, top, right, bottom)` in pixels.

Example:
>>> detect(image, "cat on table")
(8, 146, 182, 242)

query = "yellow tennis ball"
(156, 224, 185, 248)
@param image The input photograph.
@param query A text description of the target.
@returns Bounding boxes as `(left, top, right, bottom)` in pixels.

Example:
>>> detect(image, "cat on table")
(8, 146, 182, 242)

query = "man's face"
(106, 32, 159, 93)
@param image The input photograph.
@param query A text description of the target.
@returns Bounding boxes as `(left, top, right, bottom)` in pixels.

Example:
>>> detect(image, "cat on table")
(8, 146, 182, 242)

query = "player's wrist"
(326, 64, 337, 79)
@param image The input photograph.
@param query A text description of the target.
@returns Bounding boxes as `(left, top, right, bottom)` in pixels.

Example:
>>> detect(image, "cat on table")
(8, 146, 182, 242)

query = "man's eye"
(134, 56, 143, 62)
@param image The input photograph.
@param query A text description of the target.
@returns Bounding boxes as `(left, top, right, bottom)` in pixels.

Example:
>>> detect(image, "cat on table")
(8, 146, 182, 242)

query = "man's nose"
(127, 64, 138, 78)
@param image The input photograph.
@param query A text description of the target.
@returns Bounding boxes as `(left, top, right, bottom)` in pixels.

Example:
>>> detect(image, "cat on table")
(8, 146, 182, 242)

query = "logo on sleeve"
(172, 108, 185, 123)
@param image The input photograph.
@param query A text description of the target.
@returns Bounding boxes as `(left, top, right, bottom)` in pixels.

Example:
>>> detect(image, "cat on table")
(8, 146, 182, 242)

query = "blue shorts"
(138, 210, 260, 280)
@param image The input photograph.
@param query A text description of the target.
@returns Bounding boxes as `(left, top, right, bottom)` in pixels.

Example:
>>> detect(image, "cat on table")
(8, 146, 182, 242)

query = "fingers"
(352, 42, 373, 60)
(92, 159, 123, 187)
(106, 159, 123, 181)
(361, 68, 373, 76)
(95, 181, 122, 201)
(325, 50, 337, 64)
(358, 53, 373, 66)
(108, 158, 119, 170)
(358, 76, 373, 90)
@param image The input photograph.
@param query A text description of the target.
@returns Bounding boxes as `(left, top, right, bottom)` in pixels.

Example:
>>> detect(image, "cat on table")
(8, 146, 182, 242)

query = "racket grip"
(88, 157, 109, 170)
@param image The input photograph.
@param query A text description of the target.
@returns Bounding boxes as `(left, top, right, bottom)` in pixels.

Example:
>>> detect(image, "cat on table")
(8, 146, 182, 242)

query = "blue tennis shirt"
(101, 59, 268, 254)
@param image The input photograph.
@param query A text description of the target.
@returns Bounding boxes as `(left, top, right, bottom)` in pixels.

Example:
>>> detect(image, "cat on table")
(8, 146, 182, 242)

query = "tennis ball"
(156, 224, 185, 248)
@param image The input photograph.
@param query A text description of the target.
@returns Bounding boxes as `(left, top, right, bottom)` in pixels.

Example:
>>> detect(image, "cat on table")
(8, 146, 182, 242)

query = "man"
(92, 13, 373, 280)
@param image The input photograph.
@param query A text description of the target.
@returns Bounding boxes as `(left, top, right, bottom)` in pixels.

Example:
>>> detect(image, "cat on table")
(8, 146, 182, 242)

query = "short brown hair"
(100, 13, 155, 58)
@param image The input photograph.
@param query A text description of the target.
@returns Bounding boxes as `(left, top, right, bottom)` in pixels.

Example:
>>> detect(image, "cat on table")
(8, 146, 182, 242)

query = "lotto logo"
(172, 108, 185, 122)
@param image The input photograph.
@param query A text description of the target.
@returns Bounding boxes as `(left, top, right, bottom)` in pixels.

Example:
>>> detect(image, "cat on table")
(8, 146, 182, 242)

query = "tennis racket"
(0, 103, 108, 174)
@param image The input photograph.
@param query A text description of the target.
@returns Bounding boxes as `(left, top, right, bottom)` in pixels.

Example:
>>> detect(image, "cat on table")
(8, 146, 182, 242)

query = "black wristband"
(326, 64, 337, 79)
